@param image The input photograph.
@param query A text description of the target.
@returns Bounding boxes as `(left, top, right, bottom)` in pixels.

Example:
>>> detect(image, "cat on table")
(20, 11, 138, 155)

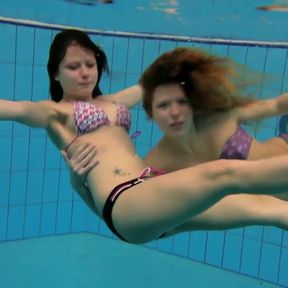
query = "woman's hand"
(61, 143, 100, 214)
(61, 143, 99, 188)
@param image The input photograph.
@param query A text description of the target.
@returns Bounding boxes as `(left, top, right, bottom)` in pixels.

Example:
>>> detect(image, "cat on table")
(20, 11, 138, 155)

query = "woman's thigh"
(250, 138, 288, 160)
(111, 163, 230, 243)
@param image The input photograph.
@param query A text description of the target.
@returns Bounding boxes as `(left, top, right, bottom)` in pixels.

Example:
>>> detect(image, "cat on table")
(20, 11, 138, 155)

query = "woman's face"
(55, 44, 98, 101)
(151, 83, 193, 137)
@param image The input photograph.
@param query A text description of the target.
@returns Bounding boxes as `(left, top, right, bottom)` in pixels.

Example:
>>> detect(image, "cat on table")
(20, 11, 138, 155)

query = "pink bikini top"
(73, 101, 131, 135)
(219, 126, 253, 160)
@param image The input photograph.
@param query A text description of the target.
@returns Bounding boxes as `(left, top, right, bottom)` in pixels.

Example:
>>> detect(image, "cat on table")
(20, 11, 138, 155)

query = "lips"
(79, 82, 93, 86)
(170, 122, 184, 127)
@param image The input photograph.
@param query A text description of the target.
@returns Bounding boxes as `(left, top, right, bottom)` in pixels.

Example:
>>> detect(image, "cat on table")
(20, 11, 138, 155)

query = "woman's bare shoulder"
(144, 140, 171, 168)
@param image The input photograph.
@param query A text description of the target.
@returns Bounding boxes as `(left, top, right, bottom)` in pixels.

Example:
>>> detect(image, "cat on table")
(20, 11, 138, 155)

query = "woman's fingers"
(71, 143, 95, 161)
(78, 159, 100, 175)
(77, 149, 99, 175)
(69, 143, 99, 175)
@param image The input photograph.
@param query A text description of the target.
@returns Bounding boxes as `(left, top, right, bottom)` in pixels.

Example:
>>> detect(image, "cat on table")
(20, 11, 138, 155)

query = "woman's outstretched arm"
(0, 99, 58, 128)
(236, 92, 288, 122)
(102, 85, 143, 109)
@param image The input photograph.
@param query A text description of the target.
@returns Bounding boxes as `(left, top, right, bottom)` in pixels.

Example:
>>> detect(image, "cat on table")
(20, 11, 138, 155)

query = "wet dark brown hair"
(47, 29, 108, 102)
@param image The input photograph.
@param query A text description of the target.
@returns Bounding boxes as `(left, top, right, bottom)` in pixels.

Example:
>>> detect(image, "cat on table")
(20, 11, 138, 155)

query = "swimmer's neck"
(161, 132, 199, 154)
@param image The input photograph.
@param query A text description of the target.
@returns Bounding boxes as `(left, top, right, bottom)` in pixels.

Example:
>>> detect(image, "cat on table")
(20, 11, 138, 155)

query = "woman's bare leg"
(250, 140, 288, 201)
(250, 137, 288, 160)
(111, 156, 288, 243)
(163, 194, 288, 237)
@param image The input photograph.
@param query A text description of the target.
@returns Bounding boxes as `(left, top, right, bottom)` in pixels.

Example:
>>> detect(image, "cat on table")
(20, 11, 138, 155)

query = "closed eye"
(86, 62, 96, 68)
(67, 64, 79, 70)
(157, 102, 169, 109)
(178, 98, 190, 105)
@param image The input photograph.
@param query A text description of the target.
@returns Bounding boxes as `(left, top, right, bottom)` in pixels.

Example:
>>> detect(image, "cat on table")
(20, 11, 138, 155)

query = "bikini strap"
(64, 136, 79, 152)
(130, 130, 141, 140)
(139, 167, 152, 178)
(139, 166, 166, 179)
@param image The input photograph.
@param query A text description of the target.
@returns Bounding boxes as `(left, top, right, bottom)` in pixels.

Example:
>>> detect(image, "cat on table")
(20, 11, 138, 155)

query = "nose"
(169, 103, 180, 117)
(80, 66, 89, 78)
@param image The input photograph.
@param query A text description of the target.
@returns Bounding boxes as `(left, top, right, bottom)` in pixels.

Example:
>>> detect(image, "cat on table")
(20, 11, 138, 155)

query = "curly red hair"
(140, 47, 259, 118)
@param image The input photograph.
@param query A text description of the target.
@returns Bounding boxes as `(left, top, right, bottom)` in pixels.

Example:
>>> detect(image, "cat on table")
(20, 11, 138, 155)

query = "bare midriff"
(66, 126, 146, 213)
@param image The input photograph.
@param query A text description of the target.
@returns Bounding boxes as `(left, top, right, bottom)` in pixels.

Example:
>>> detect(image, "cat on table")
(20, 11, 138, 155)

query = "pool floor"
(0, 233, 280, 288)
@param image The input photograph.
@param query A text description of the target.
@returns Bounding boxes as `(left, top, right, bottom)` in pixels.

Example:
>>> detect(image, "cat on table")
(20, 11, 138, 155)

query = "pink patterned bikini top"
(73, 101, 131, 135)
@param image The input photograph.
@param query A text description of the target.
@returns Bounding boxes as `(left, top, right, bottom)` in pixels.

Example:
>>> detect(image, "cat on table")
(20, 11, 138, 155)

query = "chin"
(168, 130, 186, 137)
